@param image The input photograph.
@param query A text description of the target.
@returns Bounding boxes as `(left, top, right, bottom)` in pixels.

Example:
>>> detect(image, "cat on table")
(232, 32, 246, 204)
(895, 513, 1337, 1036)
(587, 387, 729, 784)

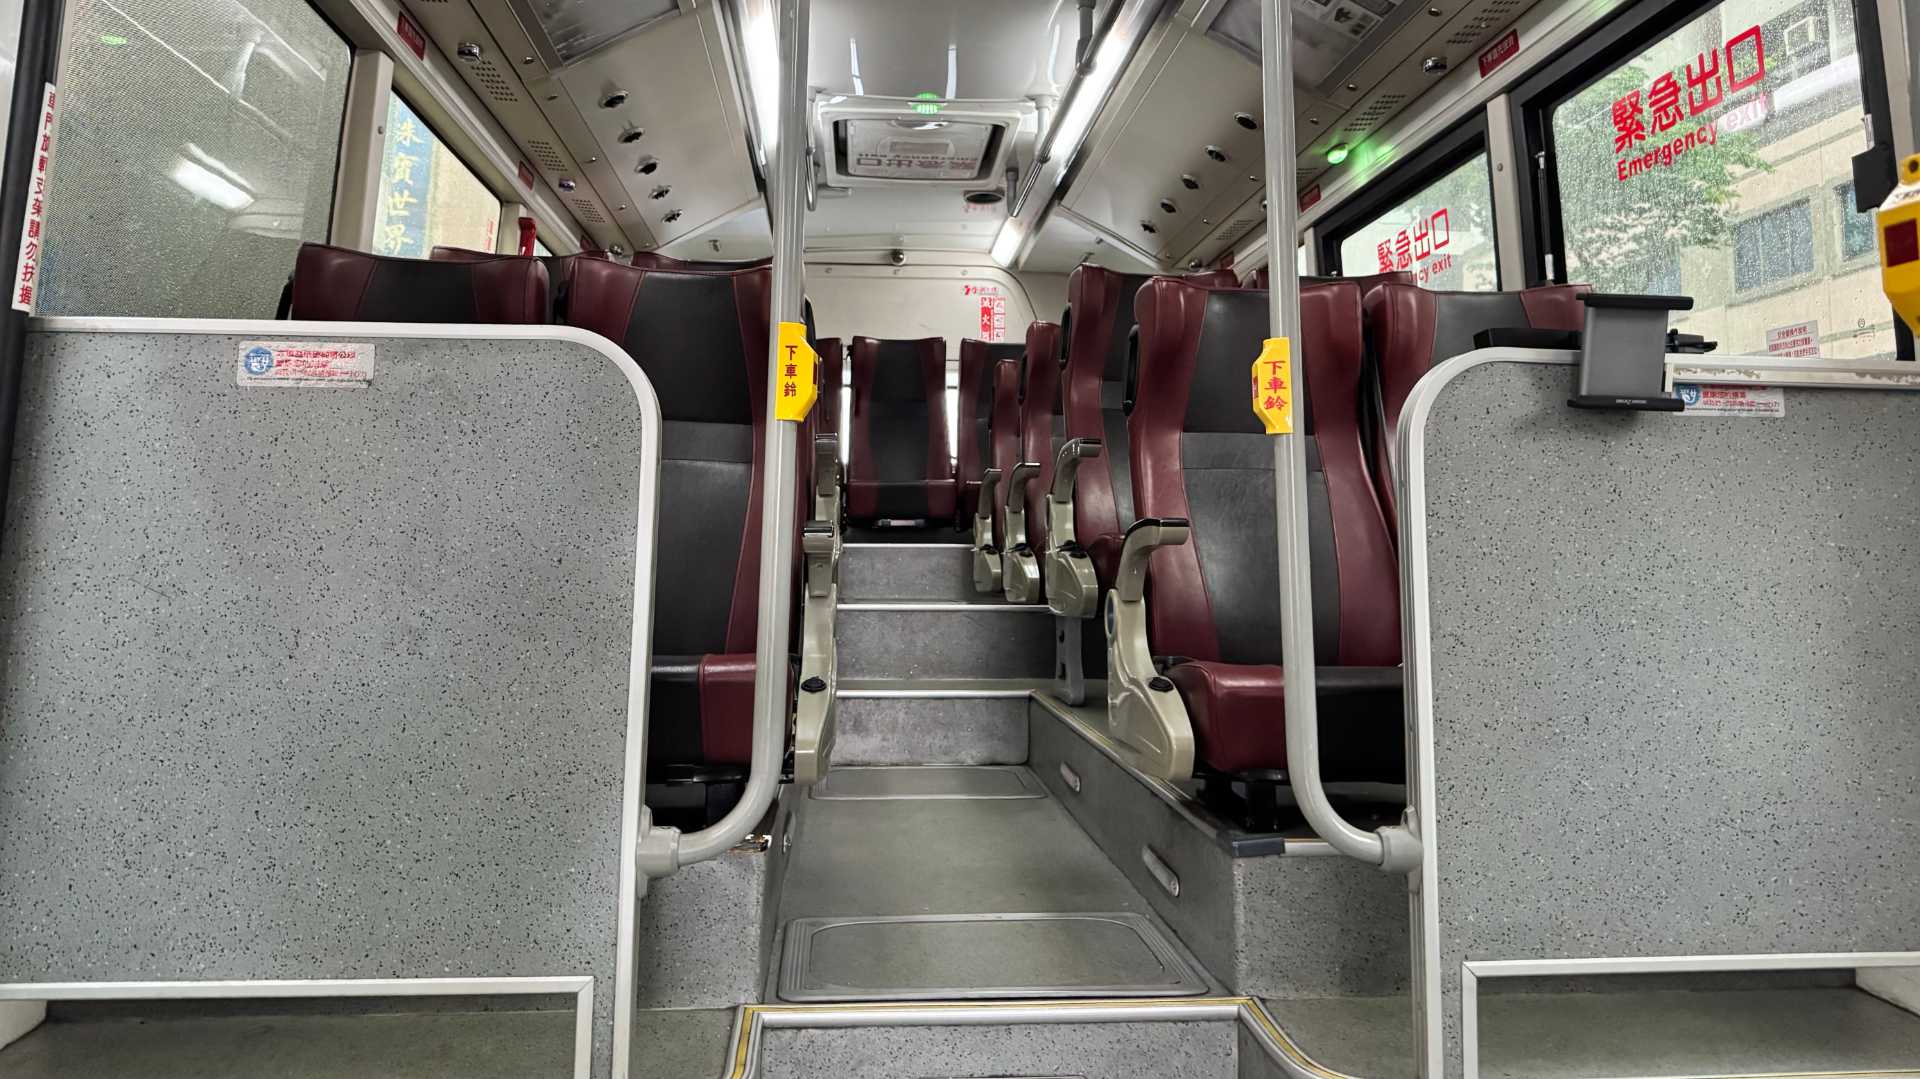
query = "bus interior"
(0, 0, 1917, 1075)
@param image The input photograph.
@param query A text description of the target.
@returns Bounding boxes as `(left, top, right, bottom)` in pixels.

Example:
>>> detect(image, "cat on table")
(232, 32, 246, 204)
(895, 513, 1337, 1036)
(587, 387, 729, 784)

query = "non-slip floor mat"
(778, 911, 1208, 1002)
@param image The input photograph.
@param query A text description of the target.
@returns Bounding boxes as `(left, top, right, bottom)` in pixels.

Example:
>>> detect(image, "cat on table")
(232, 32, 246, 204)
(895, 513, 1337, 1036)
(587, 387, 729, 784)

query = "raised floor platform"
(770, 764, 1220, 1003)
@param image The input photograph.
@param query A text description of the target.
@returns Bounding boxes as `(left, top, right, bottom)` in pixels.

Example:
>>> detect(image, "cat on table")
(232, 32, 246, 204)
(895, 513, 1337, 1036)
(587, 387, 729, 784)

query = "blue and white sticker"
(1673, 383, 1784, 417)
(236, 340, 374, 387)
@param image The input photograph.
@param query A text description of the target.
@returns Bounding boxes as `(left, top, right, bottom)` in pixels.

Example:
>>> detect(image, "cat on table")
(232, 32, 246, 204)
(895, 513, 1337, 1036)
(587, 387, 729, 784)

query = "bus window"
(38, 0, 350, 318)
(1335, 155, 1498, 290)
(533, 236, 553, 257)
(372, 94, 500, 257)
(1549, 0, 1889, 359)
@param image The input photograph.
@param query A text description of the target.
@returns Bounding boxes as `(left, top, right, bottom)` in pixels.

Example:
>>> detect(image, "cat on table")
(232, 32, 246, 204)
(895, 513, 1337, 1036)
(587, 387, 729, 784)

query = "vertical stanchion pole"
(0, 0, 65, 558)
(667, 0, 809, 869)
(1260, 0, 1414, 871)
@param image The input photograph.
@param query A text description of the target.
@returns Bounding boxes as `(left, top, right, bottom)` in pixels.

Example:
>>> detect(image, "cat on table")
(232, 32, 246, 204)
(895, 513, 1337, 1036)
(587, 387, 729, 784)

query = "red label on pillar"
(396, 12, 428, 59)
(1478, 30, 1519, 78)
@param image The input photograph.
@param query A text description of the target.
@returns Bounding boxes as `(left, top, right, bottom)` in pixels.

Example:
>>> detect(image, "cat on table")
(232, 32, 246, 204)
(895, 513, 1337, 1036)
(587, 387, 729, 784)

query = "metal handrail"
(1258, 0, 1420, 874)
(637, 0, 810, 877)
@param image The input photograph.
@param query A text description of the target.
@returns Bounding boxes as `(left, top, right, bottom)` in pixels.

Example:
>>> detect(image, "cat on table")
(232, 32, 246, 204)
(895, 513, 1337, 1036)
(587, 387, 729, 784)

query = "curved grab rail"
(1257, 0, 1420, 874)
(636, 0, 811, 877)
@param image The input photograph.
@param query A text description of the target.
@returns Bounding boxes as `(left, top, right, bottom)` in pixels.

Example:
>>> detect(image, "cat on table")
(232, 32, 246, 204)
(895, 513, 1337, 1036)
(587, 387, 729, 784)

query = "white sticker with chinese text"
(237, 341, 375, 387)
(1675, 383, 1783, 417)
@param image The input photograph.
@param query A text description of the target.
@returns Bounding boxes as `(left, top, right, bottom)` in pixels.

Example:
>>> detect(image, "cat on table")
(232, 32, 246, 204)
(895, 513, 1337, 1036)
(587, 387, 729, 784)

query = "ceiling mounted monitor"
(523, 0, 680, 65)
(838, 118, 1001, 181)
(815, 96, 1033, 188)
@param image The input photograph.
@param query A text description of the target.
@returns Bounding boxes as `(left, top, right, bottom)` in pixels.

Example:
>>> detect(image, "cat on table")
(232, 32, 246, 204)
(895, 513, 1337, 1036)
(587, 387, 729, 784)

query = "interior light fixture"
(743, 1, 781, 162)
(1326, 143, 1350, 165)
(989, 222, 1023, 267)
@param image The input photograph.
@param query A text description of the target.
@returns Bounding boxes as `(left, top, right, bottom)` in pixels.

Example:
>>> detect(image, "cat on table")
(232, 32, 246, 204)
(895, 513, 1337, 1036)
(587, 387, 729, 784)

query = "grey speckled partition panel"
(0, 330, 646, 1079)
(1416, 360, 1920, 1078)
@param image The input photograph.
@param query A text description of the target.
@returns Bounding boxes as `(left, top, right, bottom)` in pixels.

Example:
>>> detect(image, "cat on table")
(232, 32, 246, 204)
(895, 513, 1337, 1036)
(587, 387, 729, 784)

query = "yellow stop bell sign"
(1881, 153, 1920, 337)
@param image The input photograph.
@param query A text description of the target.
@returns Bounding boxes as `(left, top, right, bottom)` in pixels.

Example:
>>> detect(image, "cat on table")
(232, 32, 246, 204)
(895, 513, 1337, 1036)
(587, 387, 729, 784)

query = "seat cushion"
(1166, 660, 1288, 774)
(1168, 661, 1406, 778)
(698, 653, 757, 765)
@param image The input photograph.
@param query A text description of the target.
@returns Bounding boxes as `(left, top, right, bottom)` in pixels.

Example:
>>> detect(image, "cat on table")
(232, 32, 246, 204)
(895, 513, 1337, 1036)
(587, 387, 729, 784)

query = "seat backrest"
(1129, 278, 1398, 668)
(565, 257, 773, 660)
(957, 339, 1027, 521)
(1366, 282, 1589, 528)
(433, 244, 595, 321)
(290, 243, 548, 324)
(1247, 264, 1415, 304)
(1058, 266, 1238, 552)
(816, 337, 845, 438)
(846, 337, 954, 522)
(1017, 321, 1063, 554)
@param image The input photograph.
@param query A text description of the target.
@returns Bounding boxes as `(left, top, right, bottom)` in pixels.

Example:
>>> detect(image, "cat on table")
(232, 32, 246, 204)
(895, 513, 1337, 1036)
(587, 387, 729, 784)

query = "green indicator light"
(100, 33, 128, 46)
(1326, 143, 1350, 165)
(912, 92, 942, 115)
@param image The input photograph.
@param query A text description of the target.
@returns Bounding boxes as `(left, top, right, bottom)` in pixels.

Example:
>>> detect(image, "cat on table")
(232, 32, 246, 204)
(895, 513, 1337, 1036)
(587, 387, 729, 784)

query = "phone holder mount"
(1567, 293, 1692, 412)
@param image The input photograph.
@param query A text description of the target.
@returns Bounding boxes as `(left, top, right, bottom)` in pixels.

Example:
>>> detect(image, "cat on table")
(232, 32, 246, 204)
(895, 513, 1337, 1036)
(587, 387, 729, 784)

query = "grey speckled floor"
(1265, 987, 1920, 1079)
(0, 1010, 574, 1078)
(630, 1007, 736, 1079)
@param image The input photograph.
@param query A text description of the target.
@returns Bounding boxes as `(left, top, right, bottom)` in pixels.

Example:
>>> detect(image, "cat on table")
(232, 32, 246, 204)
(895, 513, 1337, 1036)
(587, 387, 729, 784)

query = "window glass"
(39, 0, 351, 316)
(1836, 182, 1874, 261)
(373, 94, 500, 257)
(533, 236, 553, 257)
(1337, 155, 1498, 289)
(1551, 0, 1891, 358)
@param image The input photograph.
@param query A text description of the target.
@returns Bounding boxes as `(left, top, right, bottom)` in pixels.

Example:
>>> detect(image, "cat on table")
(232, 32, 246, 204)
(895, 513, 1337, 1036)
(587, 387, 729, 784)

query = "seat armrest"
(1004, 461, 1042, 542)
(1115, 517, 1190, 603)
(812, 435, 840, 497)
(1314, 666, 1403, 696)
(802, 521, 835, 597)
(1048, 438, 1102, 503)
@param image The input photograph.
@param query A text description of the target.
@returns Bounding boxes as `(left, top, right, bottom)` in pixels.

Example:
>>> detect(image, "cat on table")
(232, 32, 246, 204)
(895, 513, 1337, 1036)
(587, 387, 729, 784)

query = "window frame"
(1313, 115, 1493, 279)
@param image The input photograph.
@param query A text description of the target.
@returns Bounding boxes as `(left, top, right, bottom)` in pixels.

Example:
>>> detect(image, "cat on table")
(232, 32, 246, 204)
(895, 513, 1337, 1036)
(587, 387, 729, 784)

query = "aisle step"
(834, 679, 1047, 766)
(839, 542, 975, 602)
(837, 602, 1055, 680)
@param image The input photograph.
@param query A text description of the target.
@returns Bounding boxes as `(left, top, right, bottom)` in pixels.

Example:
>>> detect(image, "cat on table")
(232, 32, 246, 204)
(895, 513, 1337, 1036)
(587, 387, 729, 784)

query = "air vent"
(465, 59, 521, 105)
(569, 198, 608, 225)
(524, 139, 569, 173)
(1444, 0, 1522, 45)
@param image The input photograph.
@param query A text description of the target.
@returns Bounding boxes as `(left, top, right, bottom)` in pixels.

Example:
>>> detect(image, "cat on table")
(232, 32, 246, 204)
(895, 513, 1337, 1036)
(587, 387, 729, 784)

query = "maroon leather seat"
(957, 339, 1027, 523)
(289, 243, 548, 323)
(816, 338, 845, 439)
(1365, 283, 1589, 533)
(1129, 278, 1401, 778)
(846, 337, 954, 524)
(1013, 321, 1063, 560)
(432, 244, 599, 321)
(1058, 266, 1237, 586)
(564, 257, 782, 780)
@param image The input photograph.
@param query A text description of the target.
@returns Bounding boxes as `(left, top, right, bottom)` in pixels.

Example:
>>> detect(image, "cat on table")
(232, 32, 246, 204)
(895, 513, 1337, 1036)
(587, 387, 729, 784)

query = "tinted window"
(39, 0, 350, 317)
(373, 94, 501, 257)
(1336, 155, 1498, 290)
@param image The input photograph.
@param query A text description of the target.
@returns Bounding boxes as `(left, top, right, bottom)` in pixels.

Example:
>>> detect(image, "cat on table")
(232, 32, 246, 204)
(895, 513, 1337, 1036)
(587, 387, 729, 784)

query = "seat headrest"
(852, 337, 946, 403)
(290, 243, 549, 324)
(565, 258, 772, 425)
